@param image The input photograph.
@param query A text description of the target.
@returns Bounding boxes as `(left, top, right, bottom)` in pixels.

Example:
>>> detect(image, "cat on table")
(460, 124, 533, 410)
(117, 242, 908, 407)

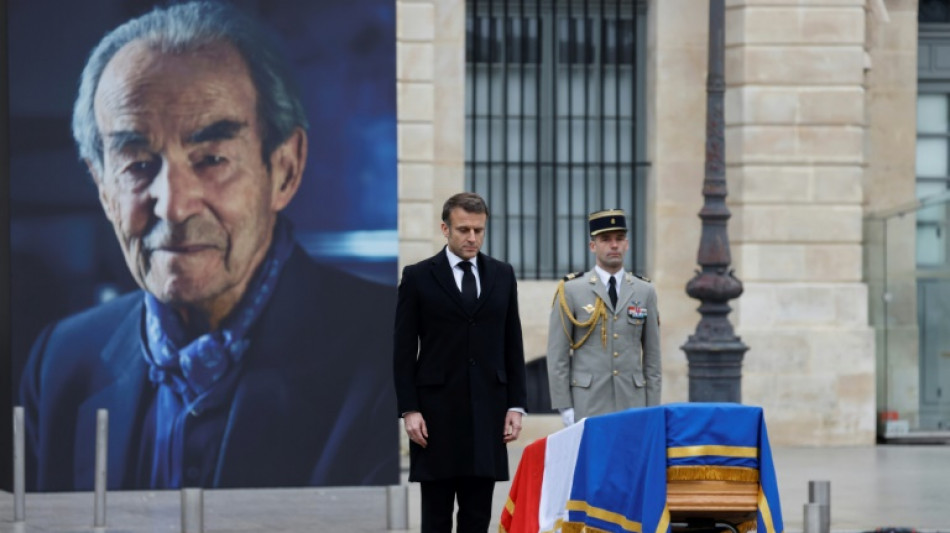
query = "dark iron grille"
(465, 0, 648, 279)
(921, 0, 950, 23)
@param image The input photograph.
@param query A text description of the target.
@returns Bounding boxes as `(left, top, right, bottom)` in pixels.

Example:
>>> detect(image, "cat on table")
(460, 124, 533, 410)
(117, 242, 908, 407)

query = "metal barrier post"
(386, 485, 409, 530)
(94, 409, 108, 528)
(181, 488, 204, 533)
(804, 502, 823, 533)
(13, 406, 25, 522)
(808, 479, 831, 533)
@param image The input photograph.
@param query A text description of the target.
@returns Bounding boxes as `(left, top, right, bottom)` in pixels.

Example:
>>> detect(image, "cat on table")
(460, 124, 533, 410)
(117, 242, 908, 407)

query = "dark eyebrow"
(105, 130, 150, 153)
(186, 120, 247, 144)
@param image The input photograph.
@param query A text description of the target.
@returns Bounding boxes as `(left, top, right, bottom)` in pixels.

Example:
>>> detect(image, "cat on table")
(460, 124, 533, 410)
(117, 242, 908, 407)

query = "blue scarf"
(142, 217, 295, 402)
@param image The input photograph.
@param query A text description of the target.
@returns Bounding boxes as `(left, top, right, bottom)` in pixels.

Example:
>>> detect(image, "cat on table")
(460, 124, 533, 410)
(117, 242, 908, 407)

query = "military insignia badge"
(583, 304, 596, 314)
(627, 303, 648, 320)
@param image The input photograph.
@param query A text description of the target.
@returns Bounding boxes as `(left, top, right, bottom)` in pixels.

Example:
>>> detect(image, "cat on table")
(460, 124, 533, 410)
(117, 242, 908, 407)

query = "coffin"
(499, 403, 783, 533)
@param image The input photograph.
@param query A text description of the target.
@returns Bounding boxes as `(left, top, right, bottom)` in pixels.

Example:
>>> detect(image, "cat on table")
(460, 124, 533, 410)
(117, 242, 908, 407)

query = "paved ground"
(1, 444, 948, 532)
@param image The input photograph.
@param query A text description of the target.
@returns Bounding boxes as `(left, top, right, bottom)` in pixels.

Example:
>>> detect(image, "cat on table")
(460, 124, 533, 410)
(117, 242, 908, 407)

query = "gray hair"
(72, 1, 308, 175)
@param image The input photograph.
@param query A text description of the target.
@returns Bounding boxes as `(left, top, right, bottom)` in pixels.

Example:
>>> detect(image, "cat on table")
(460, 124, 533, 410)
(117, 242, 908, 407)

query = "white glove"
(559, 408, 575, 427)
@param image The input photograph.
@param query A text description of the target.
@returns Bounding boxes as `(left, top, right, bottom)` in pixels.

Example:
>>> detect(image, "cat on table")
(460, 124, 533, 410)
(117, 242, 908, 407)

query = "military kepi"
(588, 209, 627, 236)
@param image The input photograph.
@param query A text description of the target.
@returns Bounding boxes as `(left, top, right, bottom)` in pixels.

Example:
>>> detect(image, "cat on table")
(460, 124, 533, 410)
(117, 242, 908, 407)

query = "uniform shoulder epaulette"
(633, 272, 652, 283)
(562, 271, 585, 282)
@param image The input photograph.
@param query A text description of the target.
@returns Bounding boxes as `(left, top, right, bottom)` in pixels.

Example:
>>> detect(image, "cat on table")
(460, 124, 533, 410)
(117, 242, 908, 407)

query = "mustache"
(141, 218, 226, 251)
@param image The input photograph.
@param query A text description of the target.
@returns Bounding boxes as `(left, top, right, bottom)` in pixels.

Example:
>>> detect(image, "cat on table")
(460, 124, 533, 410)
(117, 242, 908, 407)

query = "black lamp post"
(681, 0, 748, 403)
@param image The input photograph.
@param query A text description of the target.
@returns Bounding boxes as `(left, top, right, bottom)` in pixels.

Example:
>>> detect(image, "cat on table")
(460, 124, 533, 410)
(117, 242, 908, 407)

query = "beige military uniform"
(546, 269, 661, 419)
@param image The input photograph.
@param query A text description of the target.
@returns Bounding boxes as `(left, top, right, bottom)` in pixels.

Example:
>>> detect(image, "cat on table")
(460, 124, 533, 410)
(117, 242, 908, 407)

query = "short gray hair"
(72, 1, 308, 175)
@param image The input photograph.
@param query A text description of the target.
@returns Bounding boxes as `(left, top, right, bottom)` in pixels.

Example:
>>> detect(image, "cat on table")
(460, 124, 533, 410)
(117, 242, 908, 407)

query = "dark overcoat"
(393, 249, 527, 481)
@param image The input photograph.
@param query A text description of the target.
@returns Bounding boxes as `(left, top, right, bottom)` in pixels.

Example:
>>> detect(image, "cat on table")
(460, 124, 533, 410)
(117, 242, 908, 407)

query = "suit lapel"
(427, 249, 498, 316)
(471, 253, 496, 315)
(213, 249, 395, 486)
(617, 272, 638, 312)
(213, 362, 293, 486)
(429, 248, 470, 314)
(587, 270, 614, 312)
(75, 304, 149, 489)
(212, 251, 311, 485)
(216, 249, 402, 486)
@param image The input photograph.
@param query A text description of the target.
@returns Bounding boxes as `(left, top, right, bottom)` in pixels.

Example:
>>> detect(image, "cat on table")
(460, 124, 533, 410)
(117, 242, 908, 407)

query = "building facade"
(396, 0, 941, 446)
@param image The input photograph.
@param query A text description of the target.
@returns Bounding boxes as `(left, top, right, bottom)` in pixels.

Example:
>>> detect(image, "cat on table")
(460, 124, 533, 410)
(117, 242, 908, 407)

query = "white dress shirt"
(445, 248, 481, 296)
(593, 264, 624, 294)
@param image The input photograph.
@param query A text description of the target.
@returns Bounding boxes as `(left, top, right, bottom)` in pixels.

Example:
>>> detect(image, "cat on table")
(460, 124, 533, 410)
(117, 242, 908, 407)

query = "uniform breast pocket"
(626, 305, 647, 327)
(570, 372, 593, 389)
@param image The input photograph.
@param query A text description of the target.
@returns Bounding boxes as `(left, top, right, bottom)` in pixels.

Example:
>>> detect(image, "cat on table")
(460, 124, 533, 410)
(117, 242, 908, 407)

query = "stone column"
(725, 0, 876, 444)
(397, 0, 466, 270)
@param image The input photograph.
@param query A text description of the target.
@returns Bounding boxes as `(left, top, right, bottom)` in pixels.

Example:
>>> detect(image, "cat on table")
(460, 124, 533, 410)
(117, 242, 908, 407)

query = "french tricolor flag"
(501, 420, 586, 533)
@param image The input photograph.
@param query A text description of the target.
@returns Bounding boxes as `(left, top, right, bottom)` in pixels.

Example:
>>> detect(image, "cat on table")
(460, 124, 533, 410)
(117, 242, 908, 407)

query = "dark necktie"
(608, 276, 618, 308)
(459, 261, 477, 310)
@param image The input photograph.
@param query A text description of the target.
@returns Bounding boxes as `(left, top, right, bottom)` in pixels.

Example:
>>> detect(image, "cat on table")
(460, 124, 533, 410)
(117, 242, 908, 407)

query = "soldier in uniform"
(546, 209, 661, 426)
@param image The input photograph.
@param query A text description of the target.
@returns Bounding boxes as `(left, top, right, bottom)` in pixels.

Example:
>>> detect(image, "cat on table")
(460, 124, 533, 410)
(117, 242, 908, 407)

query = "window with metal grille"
(920, 0, 950, 23)
(914, 92, 950, 267)
(465, 0, 648, 280)
(917, 20, 950, 268)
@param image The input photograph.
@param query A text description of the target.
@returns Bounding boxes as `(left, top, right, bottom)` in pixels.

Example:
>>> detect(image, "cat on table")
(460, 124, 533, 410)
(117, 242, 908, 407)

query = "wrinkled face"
(91, 40, 303, 322)
(589, 230, 628, 272)
(441, 208, 487, 260)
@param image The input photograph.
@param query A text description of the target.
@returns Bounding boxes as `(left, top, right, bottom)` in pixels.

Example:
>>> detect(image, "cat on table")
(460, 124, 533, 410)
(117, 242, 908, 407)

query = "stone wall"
(395, 0, 919, 446)
(398, 0, 466, 270)
(724, 0, 876, 445)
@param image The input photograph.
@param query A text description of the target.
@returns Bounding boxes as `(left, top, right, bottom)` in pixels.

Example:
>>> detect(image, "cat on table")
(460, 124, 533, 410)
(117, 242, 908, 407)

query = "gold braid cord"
(555, 280, 608, 349)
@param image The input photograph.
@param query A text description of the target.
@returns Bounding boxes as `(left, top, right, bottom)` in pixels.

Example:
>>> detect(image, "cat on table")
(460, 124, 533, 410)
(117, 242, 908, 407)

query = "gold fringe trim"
(667, 465, 760, 483)
(562, 522, 611, 533)
(736, 520, 757, 533)
(555, 280, 608, 349)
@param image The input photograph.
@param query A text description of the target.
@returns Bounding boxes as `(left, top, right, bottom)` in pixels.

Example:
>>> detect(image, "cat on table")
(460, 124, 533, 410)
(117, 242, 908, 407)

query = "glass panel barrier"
(866, 192, 950, 439)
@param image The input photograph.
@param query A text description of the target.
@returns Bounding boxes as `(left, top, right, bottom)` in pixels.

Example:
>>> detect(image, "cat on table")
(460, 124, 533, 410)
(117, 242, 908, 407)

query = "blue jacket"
(20, 247, 398, 491)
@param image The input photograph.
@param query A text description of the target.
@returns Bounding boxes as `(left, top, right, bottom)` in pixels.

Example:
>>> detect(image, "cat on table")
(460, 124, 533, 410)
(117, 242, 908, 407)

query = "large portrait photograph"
(6, 0, 398, 490)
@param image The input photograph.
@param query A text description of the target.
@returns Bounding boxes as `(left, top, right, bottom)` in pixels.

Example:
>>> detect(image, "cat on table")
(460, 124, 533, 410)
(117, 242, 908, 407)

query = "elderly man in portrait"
(19, 1, 396, 490)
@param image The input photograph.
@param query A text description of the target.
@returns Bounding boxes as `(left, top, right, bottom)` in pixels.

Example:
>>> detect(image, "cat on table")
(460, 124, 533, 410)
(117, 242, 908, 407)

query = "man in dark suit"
(393, 192, 527, 533)
(19, 2, 397, 490)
